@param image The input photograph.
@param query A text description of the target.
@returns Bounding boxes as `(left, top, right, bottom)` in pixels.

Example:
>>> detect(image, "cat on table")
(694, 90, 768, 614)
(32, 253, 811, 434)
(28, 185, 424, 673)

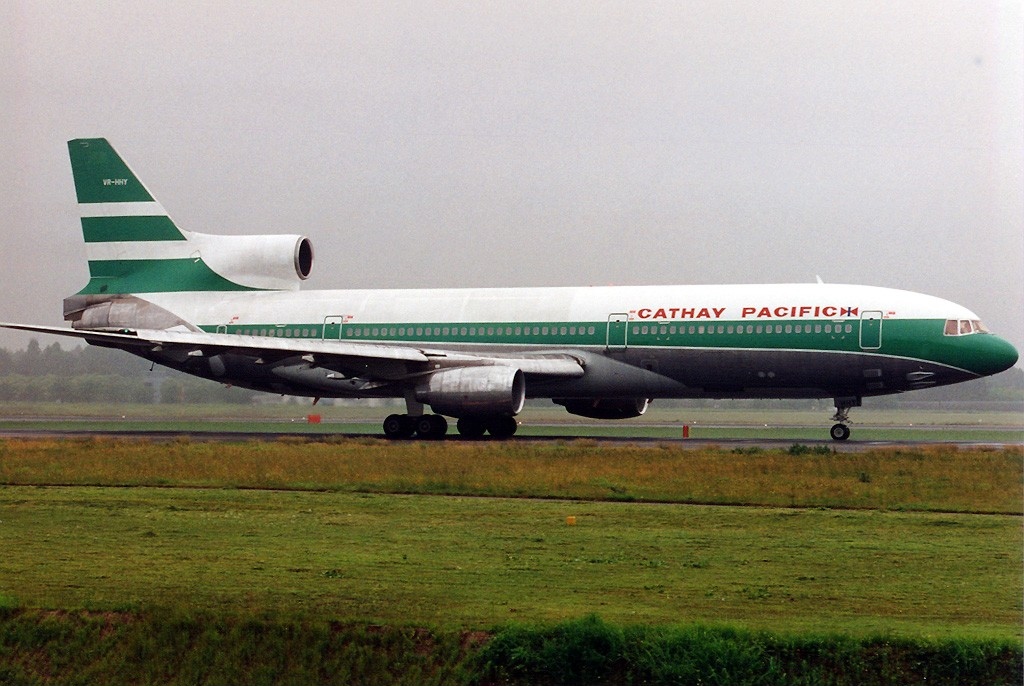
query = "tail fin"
(69, 138, 257, 295)
(70, 138, 176, 217)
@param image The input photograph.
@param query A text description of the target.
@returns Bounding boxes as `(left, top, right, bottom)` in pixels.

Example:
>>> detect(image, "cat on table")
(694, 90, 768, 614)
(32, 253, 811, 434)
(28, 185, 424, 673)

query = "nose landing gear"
(829, 396, 860, 441)
(829, 422, 851, 441)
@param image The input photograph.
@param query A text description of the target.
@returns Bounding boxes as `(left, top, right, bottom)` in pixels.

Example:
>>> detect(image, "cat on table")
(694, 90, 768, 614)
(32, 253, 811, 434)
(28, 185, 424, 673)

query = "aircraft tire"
(456, 417, 487, 438)
(383, 414, 416, 439)
(416, 414, 448, 439)
(486, 415, 519, 439)
(830, 423, 851, 441)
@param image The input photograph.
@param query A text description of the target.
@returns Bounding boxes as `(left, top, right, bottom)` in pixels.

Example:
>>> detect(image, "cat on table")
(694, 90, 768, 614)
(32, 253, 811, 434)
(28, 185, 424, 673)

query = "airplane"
(1, 138, 1018, 441)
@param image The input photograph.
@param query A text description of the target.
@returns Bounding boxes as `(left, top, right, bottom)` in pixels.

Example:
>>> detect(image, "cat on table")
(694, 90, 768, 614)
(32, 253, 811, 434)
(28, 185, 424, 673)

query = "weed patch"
(476, 617, 1023, 686)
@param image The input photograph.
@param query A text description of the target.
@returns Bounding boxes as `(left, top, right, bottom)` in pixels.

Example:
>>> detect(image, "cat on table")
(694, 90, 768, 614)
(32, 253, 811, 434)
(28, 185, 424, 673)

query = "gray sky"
(2, 1, 1022, 356)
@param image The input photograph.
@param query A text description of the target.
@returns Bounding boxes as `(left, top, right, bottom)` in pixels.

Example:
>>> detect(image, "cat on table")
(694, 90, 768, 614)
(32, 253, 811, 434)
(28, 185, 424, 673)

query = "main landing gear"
(829, 396, 860, 442)
(382, 414, 519, 440)
(383, 413, 448, 440)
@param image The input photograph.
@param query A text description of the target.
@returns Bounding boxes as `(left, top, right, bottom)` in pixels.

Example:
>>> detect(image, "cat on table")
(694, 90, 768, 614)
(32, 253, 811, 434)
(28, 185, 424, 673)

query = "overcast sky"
(1, 1, 1021, 357)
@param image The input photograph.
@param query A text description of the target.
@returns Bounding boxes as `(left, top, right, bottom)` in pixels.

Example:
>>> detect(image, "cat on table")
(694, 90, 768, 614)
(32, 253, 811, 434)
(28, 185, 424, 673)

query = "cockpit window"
(944, 319, 990, 336)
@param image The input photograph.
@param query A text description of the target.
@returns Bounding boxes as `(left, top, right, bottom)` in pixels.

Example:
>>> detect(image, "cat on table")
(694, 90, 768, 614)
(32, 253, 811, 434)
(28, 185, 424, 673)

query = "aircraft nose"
(973, 335, 1019, 376)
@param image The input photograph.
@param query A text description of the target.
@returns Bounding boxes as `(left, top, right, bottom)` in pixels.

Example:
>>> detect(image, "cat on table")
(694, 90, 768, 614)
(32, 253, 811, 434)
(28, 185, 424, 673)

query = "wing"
(0, 323, 586, 382)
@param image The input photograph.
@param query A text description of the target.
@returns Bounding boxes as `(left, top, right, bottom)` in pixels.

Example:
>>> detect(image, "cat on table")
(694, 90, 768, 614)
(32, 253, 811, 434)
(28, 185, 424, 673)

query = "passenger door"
(606, 313, 629, 351)
(859, 311, 882, 350)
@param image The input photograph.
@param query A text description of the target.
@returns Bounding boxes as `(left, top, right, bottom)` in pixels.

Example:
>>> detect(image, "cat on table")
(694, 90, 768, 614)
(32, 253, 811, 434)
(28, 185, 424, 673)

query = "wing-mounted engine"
(188, 232, 313, 291)
(416, 366, 526, 417)
(554, 397, 650, 419)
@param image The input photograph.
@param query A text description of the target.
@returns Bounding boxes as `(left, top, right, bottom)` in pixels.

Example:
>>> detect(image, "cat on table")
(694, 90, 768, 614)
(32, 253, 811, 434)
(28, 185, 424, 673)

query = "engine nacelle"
(555, 397, 650, 420)
(192, 232, 313, 290)
(416, 366, 525, 418)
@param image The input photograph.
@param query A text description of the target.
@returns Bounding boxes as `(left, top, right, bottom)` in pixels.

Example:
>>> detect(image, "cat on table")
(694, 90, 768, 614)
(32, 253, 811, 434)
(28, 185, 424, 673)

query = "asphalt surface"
(0, 427, 1019, 452)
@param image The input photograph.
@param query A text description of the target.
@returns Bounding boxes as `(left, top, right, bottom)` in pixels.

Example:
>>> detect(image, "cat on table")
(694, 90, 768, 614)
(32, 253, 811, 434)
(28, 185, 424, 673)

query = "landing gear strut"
(829, 396, 860, 442)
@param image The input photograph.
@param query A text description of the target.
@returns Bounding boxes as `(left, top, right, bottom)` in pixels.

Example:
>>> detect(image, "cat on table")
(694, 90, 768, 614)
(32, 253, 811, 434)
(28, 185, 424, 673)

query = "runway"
(1, 427, 1019, 452)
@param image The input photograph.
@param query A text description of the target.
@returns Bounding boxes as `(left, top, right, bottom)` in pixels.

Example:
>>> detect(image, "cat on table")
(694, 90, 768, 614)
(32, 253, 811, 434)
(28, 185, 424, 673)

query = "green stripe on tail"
(81, 216, 186, 243)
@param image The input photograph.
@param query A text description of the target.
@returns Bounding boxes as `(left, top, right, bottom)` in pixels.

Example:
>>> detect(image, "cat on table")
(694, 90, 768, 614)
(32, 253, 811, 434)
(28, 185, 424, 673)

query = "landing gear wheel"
(486, 416, 519, 439)
(830, 423, 851, 441)
(415, 414, 448, 439)
(383, 414, 415, 439)
(456, 417, 486, 438)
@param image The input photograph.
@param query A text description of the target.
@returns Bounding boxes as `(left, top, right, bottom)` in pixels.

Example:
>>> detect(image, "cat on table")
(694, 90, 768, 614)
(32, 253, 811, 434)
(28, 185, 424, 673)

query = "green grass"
(0, 473, 1019, 638)
(0, 438, 1020, 513)
(2, 611, 1017, 686)
(0, 437, 1021, 682)
(2, 486, 1020, 637)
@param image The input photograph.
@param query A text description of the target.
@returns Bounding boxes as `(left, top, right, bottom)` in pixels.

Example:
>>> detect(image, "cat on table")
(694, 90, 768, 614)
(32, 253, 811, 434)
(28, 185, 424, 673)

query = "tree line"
(0, 340, 257, 404)
(0, 339, 1021, 405)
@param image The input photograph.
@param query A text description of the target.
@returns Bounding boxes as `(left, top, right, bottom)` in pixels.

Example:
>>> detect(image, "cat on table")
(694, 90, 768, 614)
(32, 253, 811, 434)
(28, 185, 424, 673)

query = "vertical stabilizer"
(69, 138, 188, 245)
(68, 139, 262, 295)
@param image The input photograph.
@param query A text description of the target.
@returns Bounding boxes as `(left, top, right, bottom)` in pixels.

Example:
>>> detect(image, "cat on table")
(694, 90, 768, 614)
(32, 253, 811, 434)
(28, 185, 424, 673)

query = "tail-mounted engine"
(193, 233, 313, 291)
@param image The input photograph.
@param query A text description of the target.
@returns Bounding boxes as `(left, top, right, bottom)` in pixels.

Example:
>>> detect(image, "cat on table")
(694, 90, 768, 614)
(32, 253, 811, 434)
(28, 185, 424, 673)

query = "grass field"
(0, 439, 1020, 642)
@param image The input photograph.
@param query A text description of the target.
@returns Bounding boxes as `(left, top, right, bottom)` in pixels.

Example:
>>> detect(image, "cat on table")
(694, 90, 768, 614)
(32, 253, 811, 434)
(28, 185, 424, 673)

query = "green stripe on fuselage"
(199, 317, 1005, 376)
(82, 216, 186, 243)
